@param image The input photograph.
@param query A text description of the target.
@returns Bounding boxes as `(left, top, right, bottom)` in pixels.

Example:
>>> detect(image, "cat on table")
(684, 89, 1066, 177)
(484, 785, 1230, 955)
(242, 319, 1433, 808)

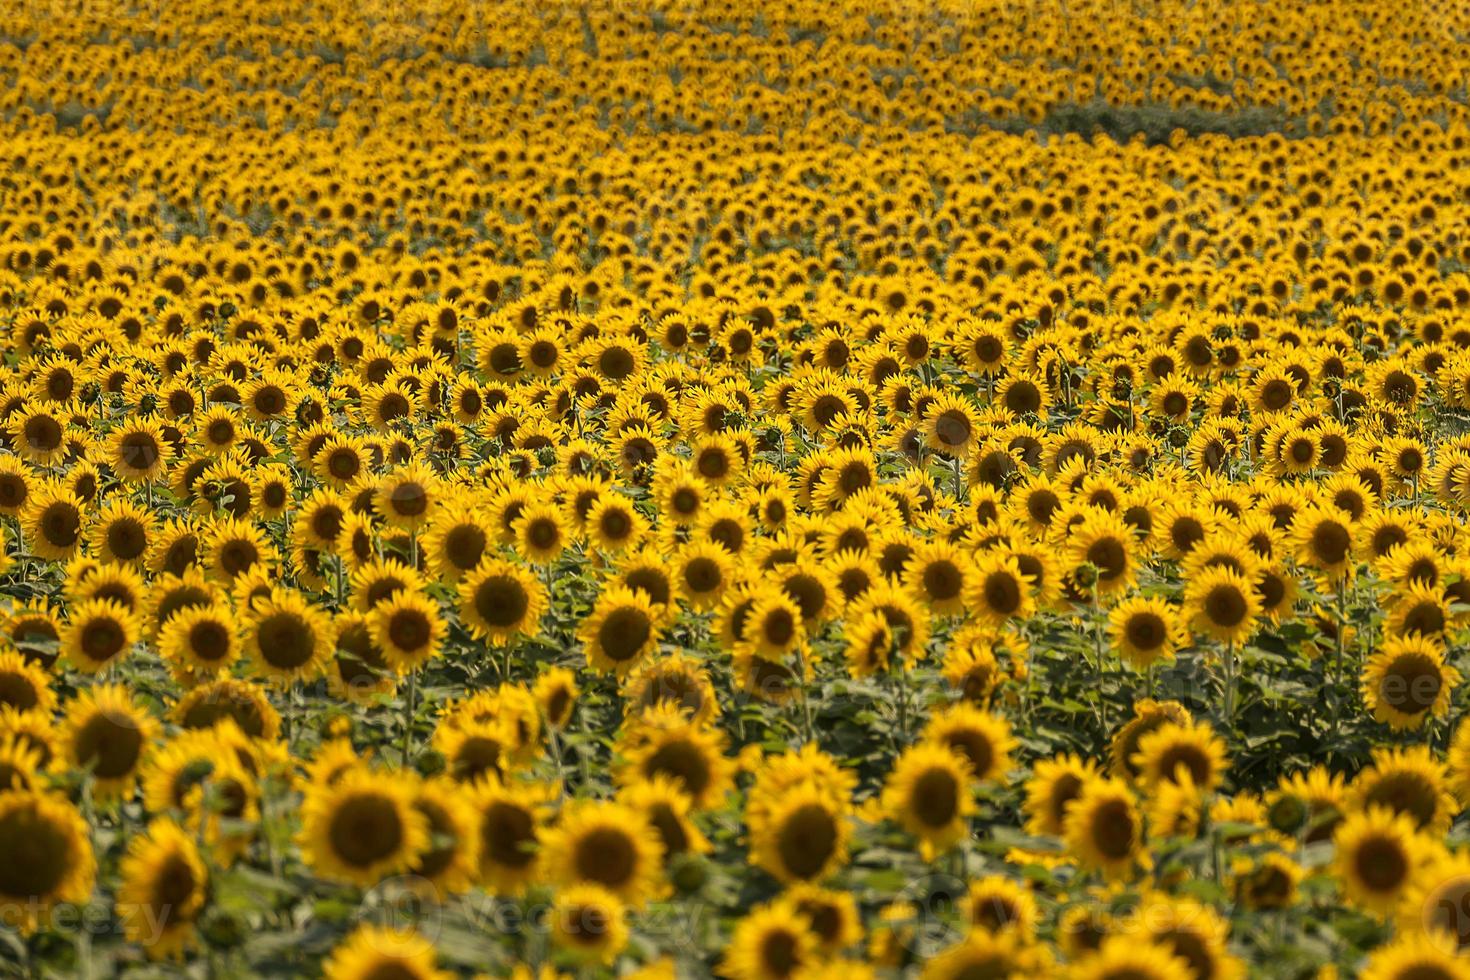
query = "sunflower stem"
(401, 667, 418, 770)
(795, 643, 815, 746)
(1222, 640, 1237, 723)
(1092, 588, 1108, 734)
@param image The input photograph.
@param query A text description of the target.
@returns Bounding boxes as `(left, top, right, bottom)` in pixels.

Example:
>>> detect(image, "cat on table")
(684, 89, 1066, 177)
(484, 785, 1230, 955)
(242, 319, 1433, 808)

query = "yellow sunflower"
(540, 800, 665, 907)
(881, 743, 974, 860)
(116, 818, 208, 959)
(298, 768, 429, 887)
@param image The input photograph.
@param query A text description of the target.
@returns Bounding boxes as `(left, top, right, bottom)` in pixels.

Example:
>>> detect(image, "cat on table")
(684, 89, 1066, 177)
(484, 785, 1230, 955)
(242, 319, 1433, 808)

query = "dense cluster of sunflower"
(3, 0, 1470, 977)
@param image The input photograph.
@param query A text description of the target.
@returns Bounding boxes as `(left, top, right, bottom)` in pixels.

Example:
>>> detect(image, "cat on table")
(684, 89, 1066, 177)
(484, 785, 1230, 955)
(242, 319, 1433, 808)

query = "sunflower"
(1126, 893, 1243, 980)
(846, 601, 901, 676)
(149, 519, 204, 577)
(1130, 720, 1229, 793)
(206, 517, 278, 582)
(370, 590, 446, 674)
(434, 718, 511, 785)
(1290, 505, 1357, 583)
(922, 391, 981, 458)
(882, 743, 974, 860)
(0, 789, 95, 933)
(158, 604, 240, 677)
(748, 744, 858, 830)
(172, 678, 281, 740)
(551, 883, 629, 965)
(922, 930, 1051, 980)
(421, 504, 491, 582)
(1068, 936, 1193, 980)
(330, 612, 395, 703)
(848, 582, 930, 666)
(587, 495, 650, 552)
(1155, 501, 1217, 561)
(116, 818, 208, 959)
(1107, 595, 1183, 670)
(1398, 848, 1470, 955)
(8, 407, 68, 464)
(720, 901, 819, 980)
(1354, 746, 1460, 834)
(1063, 777, 1142, 878)
(0, 649, 51, 719)
(961, 874, 1038, 940)
(1065, 509, 1138, 596)
(1333, 806, 1434, 915)
(63, 683, 159, 800)
(69, 561, 146, 615)
(534, 667, 579, 731)
(966, 551, 1036, 628)
(143, 566, 217, 638)
(1183, 565, 1260, 645)
(2, 602, 61, 671)
(60, 597, 140, 674)
(621, 654, 718, 726)
(21, 483, 85, 561)
(349, 557, 425, 613)
(1360, 933, 1470, 980)
(1386, 581, 1453, 640)
(750, 782, 850, 884)
(674, 541, 734, 611)
(580, 584, 662, 675)
(298, 768, 428, 887)
(0, 733, 44, 793)
(735, 589, 806, 662)
(322, 926, 451, 980)
(541, 800, 664, 907)
(619, 775, 712, 865)
(513, 502, 568, 565)
(1267, 766, 1348, 843)
(244, 588, 333, 685)
(469, 777, 551, 896)
(945, 631, 1011, 698)
(923, 703, 1016, 784)
(375, 462, 438, 530)
(0, 457, 32, 517)
(294, 487, 349, 551)
(1024, 752, 1102, 837)
(141, 727, 246, 815)
(618, 704, 734, 810)
(108, 419, 171, 481)
(406, 776, 480, 897)
(458, 559, 546, 646)
(1362, 633, 1460, 731)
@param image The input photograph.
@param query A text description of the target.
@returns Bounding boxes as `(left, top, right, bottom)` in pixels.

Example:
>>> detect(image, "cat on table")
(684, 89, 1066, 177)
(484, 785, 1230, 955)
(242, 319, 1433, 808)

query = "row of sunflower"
(4, 0, 1470, 978)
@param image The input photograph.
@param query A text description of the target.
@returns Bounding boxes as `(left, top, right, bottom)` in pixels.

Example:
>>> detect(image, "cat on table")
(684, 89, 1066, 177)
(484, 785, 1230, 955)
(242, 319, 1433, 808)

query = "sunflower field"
(4, 0, 1470, 977)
